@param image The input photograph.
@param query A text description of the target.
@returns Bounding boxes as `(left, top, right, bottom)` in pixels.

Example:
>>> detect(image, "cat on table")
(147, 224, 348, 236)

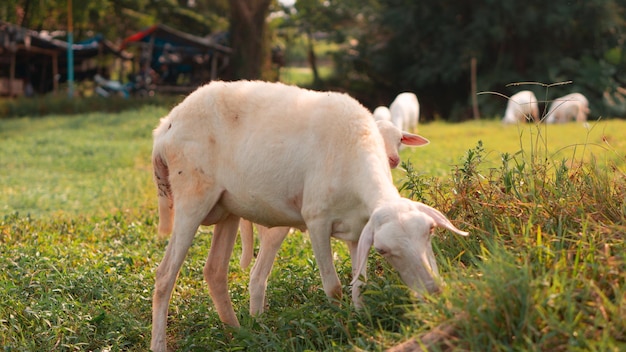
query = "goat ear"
(351, 219, 376, 285)
(401, 132, 429, 146)
(412, 201, 469, 236)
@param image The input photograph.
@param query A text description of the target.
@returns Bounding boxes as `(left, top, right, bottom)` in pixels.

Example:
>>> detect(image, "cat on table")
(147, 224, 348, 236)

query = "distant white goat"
(150, 80, 467, 351)
(502, 90, 539, 124)
(239, 120, 430, 269)
(373, 106, 392, 122)
(239, 120, 430, 316)
(390, 92, 420, 132)
(545, 93, 590, 123)
(376, 119, 429, 168)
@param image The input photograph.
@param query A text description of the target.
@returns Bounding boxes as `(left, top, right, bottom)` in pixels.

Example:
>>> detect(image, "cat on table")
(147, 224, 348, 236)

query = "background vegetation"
(1, 106, 624, 350)
(4, 0, 626, 120)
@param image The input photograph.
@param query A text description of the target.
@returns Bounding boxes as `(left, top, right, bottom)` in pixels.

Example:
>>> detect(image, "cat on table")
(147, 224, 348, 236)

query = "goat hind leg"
(151, 196, 218, 352)
(204, 213, 241, 327)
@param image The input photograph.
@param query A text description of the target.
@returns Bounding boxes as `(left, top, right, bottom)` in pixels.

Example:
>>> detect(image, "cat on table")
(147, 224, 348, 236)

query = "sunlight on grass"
(396, 119, 626, 179)
(279, 66, 334, 86)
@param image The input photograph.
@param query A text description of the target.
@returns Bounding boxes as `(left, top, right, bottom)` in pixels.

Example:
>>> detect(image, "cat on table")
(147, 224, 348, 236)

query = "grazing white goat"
(239, 120, 430, 315)
(502, 90, 540, 124)
(545, 93, 590, 123)
(238, 120, 429, 266)
(373, 105, 392, 121)
(150, 80, 467, 351)
(390, 92, 420, 132)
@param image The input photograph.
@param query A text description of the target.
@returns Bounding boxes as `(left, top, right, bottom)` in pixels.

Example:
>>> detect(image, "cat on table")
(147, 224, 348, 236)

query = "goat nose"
(389, 157, 399, 168)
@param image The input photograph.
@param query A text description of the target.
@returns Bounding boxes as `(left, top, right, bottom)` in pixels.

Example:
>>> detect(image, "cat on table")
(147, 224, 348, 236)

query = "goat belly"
(219, 190, 305, 227)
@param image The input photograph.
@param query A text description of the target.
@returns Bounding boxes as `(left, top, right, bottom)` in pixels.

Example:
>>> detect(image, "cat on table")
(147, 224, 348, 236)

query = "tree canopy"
(3, 0, 626, 119)
(349, 0, 626, 119)
(1, 0, 229, 41)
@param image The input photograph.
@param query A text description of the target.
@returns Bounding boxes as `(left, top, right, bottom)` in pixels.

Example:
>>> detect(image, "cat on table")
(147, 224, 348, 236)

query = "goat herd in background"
(374, 90, 590, 126)
(502, 90, 590, 124)
(148, 80, 589, 350)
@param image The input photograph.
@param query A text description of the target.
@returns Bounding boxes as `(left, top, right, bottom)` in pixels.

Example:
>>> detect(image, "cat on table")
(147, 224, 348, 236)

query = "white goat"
(390, 92, 420, 132)
(373, 105, 392, 121)
(545, 93, 590, 123)
(376, 119, 429, 168)
(150, 80, 467, 351)
(502, 90, 539, 124)
(238, 119, 429, 267)
(239, 120, 430, 315)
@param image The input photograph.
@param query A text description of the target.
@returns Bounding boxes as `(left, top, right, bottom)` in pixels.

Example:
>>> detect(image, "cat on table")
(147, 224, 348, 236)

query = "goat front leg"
(307, 220, 342, 301)
(204, 213, 241, 327)
(346, 240, 365, 309)
(249, 225, 290, 315)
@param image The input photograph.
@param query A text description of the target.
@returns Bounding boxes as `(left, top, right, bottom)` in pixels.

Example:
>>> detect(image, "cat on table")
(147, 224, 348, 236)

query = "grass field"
(1, 106, 625, 351)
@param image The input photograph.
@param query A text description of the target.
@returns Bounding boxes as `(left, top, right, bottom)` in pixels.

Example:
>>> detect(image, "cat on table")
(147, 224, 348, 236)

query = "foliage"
(1, 0, 229, 41)
(273, 0, 374, 86)
(347, 0, 626, 120)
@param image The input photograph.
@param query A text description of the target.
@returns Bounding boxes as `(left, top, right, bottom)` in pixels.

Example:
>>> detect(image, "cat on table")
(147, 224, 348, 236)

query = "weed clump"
(398, 123, 626, 350)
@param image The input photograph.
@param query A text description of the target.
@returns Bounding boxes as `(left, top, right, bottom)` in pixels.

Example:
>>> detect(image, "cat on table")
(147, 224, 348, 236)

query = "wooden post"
(52, 52, 59, 93)
(9, 50, 16, 97)
(67, 0, 74, 98)
(471, 57, 480, 120)
(97, 41, 103, 75)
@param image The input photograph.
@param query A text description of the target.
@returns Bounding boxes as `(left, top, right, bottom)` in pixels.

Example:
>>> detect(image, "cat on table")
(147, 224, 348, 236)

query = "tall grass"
(395, 121, 626, 351)
(0, 107, 624, 351)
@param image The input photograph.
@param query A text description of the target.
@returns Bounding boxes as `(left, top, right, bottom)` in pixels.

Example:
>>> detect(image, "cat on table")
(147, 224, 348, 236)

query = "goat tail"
(153, 147, 174, 239)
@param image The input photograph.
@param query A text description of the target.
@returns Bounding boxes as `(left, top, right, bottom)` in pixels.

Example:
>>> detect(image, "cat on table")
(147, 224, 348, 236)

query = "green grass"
(0, 107, 165, 217)
(396, 119, 626, 178)
(279, 66, 334, 87)
(0, 107, 625, 351)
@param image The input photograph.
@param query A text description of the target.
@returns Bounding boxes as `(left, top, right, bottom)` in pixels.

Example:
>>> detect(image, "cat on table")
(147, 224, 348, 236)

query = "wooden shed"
(120, 24, 231, 93)
(0, 21, 132, 97)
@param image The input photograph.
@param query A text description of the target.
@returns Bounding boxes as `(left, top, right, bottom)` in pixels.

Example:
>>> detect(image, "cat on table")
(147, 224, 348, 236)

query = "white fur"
(239, 120, 430, 316)
(376, 120, 429, 169)
(502, 90, 539, 124)
(390, 92, 420, 132)
(373, 106, 391, 121)
(545, 93, 590, 123)
(150, 80, 467, 351)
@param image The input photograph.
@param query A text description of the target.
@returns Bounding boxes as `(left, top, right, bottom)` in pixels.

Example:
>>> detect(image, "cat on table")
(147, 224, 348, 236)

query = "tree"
(1, 0, 229, 41)
(351, 0, 626, 120)
(278, 0, 372, 87)
(227, 0, 272, 80)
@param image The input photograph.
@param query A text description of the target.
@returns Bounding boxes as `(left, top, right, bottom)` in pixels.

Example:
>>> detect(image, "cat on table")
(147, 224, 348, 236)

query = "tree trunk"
(227, 0, 272, 80)
(306, 28, 321, 86)
(19, 0, 32, 27)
